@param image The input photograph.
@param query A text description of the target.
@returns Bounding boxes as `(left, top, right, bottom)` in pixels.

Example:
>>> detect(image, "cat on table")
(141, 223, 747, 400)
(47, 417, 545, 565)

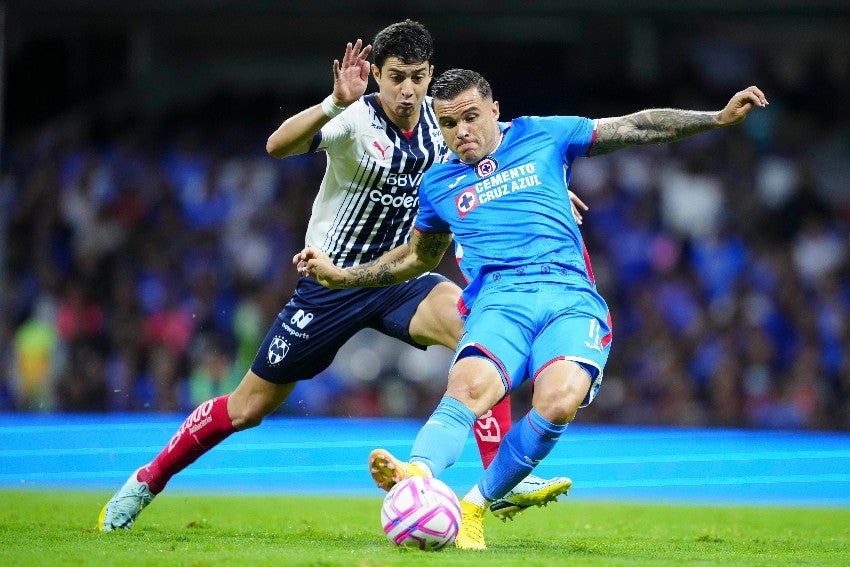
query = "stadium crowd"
(1, 49, 848, 431)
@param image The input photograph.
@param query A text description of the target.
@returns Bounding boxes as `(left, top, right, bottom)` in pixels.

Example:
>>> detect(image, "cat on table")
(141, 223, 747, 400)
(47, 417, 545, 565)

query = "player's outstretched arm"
(588, 85, 768, 156)
(294, 231, 453, 289)
(266, 39, 372, 158)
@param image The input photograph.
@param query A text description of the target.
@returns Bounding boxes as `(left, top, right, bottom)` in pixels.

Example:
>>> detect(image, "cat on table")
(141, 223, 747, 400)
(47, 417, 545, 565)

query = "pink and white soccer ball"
(381, 476, 461, 551)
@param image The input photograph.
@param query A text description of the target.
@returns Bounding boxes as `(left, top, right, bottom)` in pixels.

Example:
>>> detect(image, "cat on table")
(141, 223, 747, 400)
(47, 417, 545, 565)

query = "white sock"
(463, 484, 490, 507)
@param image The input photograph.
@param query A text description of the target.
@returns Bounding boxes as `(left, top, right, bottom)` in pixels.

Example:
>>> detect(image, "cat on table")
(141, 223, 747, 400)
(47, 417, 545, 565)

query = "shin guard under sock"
(137, 394, 236, 494)
(478, 408, 567, 501)
(410, 396, 476, 477)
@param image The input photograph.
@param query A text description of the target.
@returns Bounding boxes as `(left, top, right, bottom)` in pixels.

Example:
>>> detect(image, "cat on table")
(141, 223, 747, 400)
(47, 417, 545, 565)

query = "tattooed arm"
(588, 85, 768, 156)
(293, 230, 454, 289)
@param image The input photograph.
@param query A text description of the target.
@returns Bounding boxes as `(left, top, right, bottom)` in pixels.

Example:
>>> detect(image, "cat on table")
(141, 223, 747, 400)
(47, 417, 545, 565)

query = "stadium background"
(1, 1, 849, 434)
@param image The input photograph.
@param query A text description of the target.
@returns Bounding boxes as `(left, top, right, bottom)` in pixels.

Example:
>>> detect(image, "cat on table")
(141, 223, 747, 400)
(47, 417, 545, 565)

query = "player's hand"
(331, 39, 372, 107)
(568, 190, 588, 225)
(293, 245, 347, 288)
(717, 86, 768, 126)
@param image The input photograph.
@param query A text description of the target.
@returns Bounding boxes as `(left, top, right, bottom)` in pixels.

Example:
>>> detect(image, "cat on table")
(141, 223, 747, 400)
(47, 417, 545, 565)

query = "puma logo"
(372, 140, 391, 159)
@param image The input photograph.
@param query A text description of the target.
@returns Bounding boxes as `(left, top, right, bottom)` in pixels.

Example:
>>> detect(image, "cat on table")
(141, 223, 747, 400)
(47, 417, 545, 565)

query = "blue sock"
(478, 408, 567, 501)
(410, 397, 476, 477)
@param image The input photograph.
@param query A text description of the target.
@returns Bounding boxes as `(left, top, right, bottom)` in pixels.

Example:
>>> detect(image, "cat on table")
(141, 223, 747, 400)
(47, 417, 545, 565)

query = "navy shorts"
(251, 273, 450, 384)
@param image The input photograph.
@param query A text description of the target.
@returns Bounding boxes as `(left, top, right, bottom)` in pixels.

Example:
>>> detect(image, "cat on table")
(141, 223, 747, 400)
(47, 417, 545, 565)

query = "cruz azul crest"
(455, 188, 479, 218)
(475, 156, 498, 178)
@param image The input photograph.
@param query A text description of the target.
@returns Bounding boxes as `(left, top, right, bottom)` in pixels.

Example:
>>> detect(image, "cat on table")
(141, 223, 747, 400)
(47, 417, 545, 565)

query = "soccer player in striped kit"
(297, 69, 768, 548)
(99, 21, 574, 532)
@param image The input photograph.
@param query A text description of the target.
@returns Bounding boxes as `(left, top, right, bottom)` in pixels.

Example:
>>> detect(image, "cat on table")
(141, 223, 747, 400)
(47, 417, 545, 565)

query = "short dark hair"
(372, 19, 434, 70)
(431, 69, 493, 102)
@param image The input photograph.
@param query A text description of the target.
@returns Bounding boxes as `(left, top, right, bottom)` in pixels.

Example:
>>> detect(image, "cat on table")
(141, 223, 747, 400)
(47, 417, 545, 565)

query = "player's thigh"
(408, 279, 464, 349)
(378, 275, 462, 349)
(455, 297, 536, 394)
(531, 308, 611, 409)
(531, 359, 591, 424)
(444, 355, 507, 416)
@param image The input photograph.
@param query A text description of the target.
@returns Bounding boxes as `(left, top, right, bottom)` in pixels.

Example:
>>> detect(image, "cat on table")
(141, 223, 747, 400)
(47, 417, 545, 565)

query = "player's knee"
(410, 281, 463, 349)
(445, 372, 504, 416)
(535, 398, 580, 424)
(227, 372, 293, 430)
(228, 397, 275, 430)
(229, 409, 262, 430)
(533, 382, 585, 424)
(232, 412, 263, 430)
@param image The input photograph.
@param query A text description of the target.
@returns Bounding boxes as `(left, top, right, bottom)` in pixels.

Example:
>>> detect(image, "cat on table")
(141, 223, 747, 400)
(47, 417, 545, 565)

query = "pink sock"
(473, 396, 512, 469)
(137, 394, 235, 494)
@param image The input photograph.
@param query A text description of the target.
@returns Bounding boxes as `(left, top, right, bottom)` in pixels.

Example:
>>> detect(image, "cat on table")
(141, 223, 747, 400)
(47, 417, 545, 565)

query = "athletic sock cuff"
(528, 407, 567, 439)
(440, 396, 477, 427)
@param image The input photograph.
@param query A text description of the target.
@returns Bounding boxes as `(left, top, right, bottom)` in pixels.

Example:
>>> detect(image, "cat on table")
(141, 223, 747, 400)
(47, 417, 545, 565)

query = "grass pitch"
(0, 491, 848, 566)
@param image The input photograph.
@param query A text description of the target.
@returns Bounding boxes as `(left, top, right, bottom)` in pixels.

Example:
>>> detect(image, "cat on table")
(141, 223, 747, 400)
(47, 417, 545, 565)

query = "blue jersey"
(415, 115, 599, 315)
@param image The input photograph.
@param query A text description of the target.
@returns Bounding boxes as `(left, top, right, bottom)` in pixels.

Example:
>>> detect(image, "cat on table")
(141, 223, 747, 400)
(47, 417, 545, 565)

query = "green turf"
(0, 491, 847, 566)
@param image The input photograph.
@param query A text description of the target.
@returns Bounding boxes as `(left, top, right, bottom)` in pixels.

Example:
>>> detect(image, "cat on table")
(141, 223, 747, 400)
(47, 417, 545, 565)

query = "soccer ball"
(381, 476, 461, 551)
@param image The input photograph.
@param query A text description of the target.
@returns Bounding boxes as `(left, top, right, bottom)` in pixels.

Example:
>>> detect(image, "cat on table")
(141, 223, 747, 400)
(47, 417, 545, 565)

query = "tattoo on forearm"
(346, 259, 401, 287)
(340, 233, 452, 288)
(375, 263, 396, 285)
(416, 233, 453, 264)
(591, 109, 720, 155)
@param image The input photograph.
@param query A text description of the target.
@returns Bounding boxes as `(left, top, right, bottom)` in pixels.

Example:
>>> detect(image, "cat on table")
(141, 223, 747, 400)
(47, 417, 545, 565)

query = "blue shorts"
(252, 273, 450, 384)
(454, 277, 612, 407)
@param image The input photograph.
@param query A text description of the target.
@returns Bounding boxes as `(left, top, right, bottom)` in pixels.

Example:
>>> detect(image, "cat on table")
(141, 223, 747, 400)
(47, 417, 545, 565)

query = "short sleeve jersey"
(414, 115, 596, 308)
(306, 94, 449, 268)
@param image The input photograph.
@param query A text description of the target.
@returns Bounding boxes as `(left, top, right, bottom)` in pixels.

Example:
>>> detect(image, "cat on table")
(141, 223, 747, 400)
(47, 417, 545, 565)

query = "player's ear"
(492, 100, 500, 120)
(371, 64, 381, 81)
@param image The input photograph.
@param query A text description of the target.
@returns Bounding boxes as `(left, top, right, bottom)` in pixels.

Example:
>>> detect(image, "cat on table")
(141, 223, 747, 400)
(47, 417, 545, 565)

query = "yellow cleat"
(97, 505, 107, 530)
(368, 448, 429, 492)
(455, 500, 487, 550)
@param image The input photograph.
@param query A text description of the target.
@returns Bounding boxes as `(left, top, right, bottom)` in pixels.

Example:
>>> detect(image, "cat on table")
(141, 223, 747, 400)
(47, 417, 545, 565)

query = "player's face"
(372, 58, 433, 125)
(434, 88, 501, 165)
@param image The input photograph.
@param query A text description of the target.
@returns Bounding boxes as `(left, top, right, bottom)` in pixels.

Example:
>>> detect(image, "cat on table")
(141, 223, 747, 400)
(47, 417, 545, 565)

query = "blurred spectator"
(187, 334, 241, 409)
(56, 340, 109, 412)
(9, 299, 60, 411)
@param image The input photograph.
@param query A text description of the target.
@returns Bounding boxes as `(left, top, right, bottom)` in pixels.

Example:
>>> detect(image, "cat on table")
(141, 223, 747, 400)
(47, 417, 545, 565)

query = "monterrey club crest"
(267, 335, 289, 366)
(455, 188, 479, 218)
(475, 156, 498, 178)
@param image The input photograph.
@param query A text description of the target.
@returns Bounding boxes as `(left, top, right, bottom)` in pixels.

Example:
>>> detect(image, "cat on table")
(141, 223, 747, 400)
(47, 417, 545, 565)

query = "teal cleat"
(98, 468, 155, 531)
(489, 474, 572, 521)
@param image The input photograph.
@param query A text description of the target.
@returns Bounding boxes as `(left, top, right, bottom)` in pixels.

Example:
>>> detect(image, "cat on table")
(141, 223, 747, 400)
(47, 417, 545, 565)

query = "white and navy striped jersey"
(306, 93, 449, 268)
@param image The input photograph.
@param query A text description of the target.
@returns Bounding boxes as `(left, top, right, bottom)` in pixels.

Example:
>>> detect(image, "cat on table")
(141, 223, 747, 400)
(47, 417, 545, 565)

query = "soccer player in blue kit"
(99, 22, 575, 533)
(297, 68, 768, 549)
